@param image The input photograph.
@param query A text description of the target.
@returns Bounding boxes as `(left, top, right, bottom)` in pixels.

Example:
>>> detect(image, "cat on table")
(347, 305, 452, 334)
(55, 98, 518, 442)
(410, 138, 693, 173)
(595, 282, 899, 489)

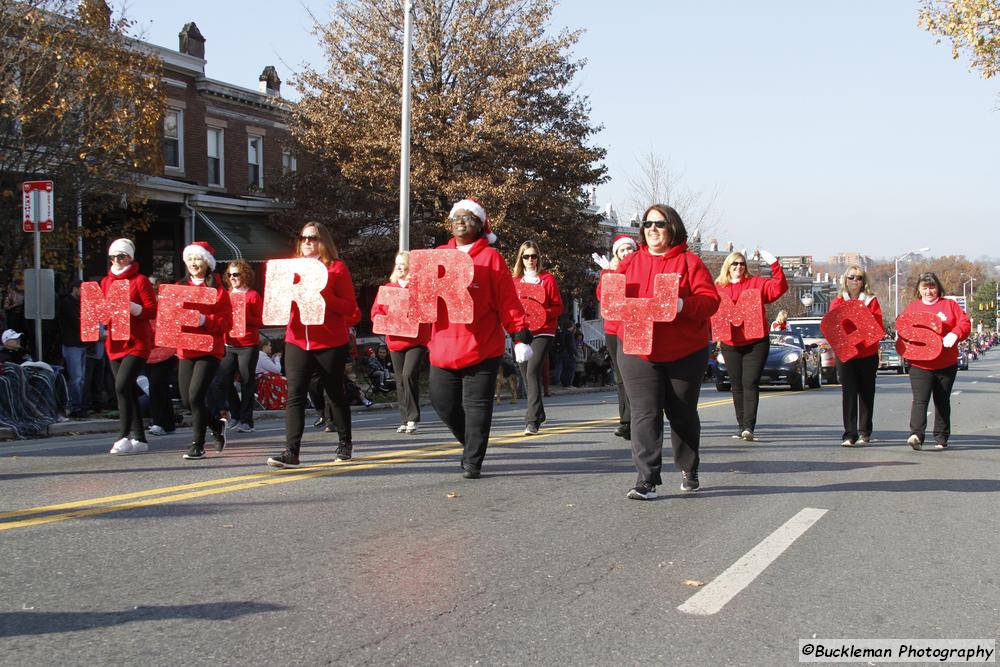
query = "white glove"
(198, 313, 207, 327)
(942, 332, 958, 348)
(129, 302, 142, 317)
(514, 342, 533, 363)
(676, 297, 684, 313)
(591, 253, 611, 270)
(758, 249, 777, 265)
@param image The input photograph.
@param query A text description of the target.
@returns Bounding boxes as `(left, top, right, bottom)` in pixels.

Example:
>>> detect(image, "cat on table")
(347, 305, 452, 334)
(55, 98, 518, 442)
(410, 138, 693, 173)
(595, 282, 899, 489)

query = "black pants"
(390, 346, 428, 424)
(721, 337, 770, 433)
(836, 354, 878, 441)
(617, 346, 708, 486)
(285, 343, 350, 454)
(147, 357, 176, 432)
(179, 357, 223, 446)
(908, 364, 958, 445)
(212, 345, 260, 426)
(519, 336, 552, 427)
(109, 355, 146, 441)
(605, 333, 630, 426)
(430, 356, 501, 473)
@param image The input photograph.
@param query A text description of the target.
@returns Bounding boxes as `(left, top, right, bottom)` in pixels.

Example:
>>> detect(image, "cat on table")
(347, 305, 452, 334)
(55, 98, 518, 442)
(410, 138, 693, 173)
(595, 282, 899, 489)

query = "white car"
(786, 317, 839, 384)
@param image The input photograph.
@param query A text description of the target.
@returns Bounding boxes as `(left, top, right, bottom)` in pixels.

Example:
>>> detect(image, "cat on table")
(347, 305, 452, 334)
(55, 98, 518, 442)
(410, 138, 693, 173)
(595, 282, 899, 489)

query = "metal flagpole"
(398, 0, 413, 252)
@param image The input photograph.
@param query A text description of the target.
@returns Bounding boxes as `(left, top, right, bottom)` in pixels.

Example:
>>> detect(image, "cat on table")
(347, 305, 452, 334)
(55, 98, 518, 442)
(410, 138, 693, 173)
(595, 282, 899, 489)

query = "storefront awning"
(195, 211, 293, 263)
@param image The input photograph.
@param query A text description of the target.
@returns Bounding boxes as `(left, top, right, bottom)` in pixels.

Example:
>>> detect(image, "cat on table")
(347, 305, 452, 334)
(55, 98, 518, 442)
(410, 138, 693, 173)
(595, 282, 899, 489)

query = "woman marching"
(266, 222, 359, 468)
(212, 259, 263, 433)
(177, 242, 232, 460)
(429, 199, 531, 479)
(770, 310, 789, 332)
(102, 238, 157, 455)
(828, 266, 883, 447)
(714, 249, 788, 441)
(606, 204, 720, 500)
(512, 241, 563, 435)
(371, 251, 430, 434)
(594, 234, 637, 440)
(898, 272, 970, 450)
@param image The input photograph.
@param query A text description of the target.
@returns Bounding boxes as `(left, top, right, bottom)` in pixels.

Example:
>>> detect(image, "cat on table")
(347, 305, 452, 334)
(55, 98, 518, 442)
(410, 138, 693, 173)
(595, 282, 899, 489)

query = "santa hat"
(612, 234, 637, 256)
(108, 238, 135, 259)
(450, 198, 496, 245)
(183, 241, 216, 272)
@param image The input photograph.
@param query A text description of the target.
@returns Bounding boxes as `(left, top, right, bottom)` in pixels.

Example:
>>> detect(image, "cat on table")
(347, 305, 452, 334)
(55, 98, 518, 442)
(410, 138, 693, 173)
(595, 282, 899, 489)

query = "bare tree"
(624, 150, 720, 236)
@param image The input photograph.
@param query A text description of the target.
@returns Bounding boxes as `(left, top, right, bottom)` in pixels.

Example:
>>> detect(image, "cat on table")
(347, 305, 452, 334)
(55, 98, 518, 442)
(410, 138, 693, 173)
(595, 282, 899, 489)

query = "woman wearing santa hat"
(266, 221, 359, 468)
(177, 241, 233, 460)
(102, 238, 157, 455)
(512, 240, 563, 435)
(429, 199, 531, 478)
(594, 234, 638, 440)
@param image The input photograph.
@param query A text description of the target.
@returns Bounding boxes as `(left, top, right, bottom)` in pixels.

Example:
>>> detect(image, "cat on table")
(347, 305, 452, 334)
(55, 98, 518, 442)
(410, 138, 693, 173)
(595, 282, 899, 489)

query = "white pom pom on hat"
(183, 241, 217, 272)
(450, 198, 496, 245)
(108, 238, 136, 259)
(612, 234, 637, 256)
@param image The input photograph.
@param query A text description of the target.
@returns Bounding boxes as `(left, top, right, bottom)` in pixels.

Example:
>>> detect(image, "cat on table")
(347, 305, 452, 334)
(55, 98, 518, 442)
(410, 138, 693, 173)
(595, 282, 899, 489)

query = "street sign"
(22, 180, 54, 232)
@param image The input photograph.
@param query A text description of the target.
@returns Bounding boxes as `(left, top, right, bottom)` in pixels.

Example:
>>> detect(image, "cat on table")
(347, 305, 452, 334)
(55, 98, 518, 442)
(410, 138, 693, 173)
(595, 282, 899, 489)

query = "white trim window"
(207, 127, 224, 187)
(164, 108, 184, 171)
(281, 149, 297, 174)
(247, 134, 263, 190)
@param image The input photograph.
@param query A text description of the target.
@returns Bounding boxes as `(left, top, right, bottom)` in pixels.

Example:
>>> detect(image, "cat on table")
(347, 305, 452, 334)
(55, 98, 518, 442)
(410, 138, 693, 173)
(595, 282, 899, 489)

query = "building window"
(164, 108, 183, 170)
(247, 135, 263, 190)
(207, 127, 224, 187)
(281, 149, 297, 174)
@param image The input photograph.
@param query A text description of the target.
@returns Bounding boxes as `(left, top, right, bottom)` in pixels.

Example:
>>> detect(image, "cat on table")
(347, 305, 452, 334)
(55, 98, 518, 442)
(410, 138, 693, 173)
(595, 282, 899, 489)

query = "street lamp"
(894, 247, 930, 322)
(397, 0, 414, 251)
(962, 277, 976, 301)
(800, 291, 814, 316)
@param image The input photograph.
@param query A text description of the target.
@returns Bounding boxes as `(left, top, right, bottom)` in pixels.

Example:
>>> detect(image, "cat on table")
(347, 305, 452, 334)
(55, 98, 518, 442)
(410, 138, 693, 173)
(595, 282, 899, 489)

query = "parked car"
(786, 317, 838, 384)
(878, 340, 909, 374)
(715, 332, 822, 392)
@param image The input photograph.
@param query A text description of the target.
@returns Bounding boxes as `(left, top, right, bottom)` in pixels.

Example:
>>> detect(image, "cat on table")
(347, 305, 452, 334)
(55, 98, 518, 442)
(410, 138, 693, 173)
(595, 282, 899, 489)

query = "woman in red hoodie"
(102, 238, 157, 456)
(211, 259, 263, 434)
(714, 250, 788, 442)
(177, 242, 232, 460)
(827, 265, 883, 447)
(267, 222, 359, 469)
(512, 240, 563, 435)
(898, 272, 971, 450)
(609, 204, 720, 500)
(429, 199, 531, 479)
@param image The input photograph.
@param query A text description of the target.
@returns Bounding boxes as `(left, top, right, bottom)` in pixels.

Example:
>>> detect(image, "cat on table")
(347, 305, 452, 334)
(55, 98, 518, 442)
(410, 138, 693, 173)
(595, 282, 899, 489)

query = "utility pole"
(398, 0, 414, 252)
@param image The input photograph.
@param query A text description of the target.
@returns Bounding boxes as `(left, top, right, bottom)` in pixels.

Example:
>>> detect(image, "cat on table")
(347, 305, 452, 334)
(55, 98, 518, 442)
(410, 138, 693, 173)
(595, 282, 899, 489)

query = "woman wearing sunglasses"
(714, 249, 788, 442)
(827, 266, 884, 447)
(605, 205, 720, 500)
(102, 238, 157, 455)
(267, 222, 359, 468)
(512, 240, 563, 435)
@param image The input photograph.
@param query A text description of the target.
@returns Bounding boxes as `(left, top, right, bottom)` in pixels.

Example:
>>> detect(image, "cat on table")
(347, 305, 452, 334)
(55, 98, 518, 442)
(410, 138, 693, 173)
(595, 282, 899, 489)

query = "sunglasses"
(108, 254, 130, 261)
(299, 235, 320, 243)
(522, 254, 539, 260)
(846, 275, 864, 281)
(228, 272, 242, 277)
(449, 214, 479, 224)
(641, 220, 667, 229)
(730, 261, 746, 267)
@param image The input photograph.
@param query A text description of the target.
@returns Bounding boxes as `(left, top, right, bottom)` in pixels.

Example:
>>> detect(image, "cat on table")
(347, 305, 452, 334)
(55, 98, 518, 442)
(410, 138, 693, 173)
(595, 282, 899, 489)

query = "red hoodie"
(225, 289, 263, 347)
(714, 261, 788, 346)
(603, 243, 721, 363)
(828, 292, 884, 360)
(284, 259, 358, 351)
(176, 275, 232, 361)
(899, 297, 971, 370)
(517, 271, 563, 336)
(100, 262, 157, 361)
(370, 280, 431, 352)
(427, 238, 528, 369)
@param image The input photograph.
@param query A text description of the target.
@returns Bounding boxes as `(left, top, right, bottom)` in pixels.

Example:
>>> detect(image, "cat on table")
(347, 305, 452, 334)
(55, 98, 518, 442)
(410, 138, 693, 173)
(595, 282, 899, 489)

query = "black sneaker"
(614, 424, 631, 440)
(183, 443, 205, 460)
(462, 466, 481, 479)
(335, 442, 353, 461)
(214, 419, 228, 453)
(681, 471, 700, 492)
(266, 450, 301, 468)
(626, 481, 657, 500)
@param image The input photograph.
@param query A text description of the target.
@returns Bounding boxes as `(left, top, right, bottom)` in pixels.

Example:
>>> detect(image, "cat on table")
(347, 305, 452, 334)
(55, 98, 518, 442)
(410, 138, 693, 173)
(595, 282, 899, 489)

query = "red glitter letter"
(895, 311, 943, 361)
(408, 249, 474, 324)
(155, 285, 218, 352)
(710, 289, 764, 343)
(80, 280, 130, 342)
(372, 285, 420, 337)
(516, 282, 547, 332)
(261, 258, 329, 326)
(228, 291, 247, 339)
(600, 273, 680, 355)
(820, 301, 885, 362)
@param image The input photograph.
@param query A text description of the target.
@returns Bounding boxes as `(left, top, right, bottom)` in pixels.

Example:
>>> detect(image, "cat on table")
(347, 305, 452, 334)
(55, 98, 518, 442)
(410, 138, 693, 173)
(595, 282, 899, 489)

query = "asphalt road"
(2, 356, 999, 666)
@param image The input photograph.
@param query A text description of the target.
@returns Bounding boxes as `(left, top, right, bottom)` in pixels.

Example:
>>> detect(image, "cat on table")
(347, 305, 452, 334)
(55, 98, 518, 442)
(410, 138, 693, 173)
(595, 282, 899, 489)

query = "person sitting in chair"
(362, 345, 395, 393)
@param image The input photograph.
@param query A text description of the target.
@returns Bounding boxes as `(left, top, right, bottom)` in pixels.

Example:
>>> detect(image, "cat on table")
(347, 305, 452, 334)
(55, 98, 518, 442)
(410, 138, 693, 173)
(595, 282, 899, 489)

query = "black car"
(715, 332, 822, 392)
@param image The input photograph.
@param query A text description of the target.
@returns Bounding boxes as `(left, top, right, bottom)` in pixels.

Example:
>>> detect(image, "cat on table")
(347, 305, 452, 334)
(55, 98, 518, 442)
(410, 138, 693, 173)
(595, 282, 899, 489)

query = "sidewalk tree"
(625, 150, 720, 239)
(918, 0, 1000, 80)
(285, 0, 607, 295)
(0, 0, 164, 289)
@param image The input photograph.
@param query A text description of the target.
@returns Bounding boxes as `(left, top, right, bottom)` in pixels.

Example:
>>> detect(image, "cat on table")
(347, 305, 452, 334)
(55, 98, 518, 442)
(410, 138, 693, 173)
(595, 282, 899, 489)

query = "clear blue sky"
(128, 0, 999, 261)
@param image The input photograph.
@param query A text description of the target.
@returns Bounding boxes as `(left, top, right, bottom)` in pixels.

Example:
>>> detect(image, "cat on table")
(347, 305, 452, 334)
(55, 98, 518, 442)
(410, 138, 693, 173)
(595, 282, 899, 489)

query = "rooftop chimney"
(259, 66, 281, 96)
(179, 22, 205, 59)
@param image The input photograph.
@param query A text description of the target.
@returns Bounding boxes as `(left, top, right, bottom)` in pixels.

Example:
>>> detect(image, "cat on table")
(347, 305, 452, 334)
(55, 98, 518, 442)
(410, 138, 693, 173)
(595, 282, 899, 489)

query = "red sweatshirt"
(225, 289, 264, 347)
(714, 262, 788, 346)
(370, 280, 431, 352)
(428, 238, 528, 369)
(100, 262, 157, 361)
(517, 271, 563, 336)
(176, 275, 232, 361)
(284, 259, 358, 351)
(606, 243, 721, 363)
(828, 292, 884, 360)
(899, 297, 972, 370)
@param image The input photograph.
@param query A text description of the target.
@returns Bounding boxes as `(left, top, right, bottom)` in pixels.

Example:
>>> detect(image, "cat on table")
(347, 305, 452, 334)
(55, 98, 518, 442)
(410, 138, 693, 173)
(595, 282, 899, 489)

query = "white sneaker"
(405, 421, 418, 434)
(148, 425, 167, 436)
(396, 424, 407, 433)
(130, 439, 149, 453)
(237, 422, 255, 433)
(109, 437, 133, 455)
(841, 439, 856, 448)
(907, 434, 923, 450)
(226, 419, 238, 431)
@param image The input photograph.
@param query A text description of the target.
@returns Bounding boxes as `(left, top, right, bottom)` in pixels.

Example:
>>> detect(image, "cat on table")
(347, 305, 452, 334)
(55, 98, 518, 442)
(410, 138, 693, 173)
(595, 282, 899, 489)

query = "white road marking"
(677, 507, 828, 616)
(952, 391, 962, 396)
(970, 381, 978, 384)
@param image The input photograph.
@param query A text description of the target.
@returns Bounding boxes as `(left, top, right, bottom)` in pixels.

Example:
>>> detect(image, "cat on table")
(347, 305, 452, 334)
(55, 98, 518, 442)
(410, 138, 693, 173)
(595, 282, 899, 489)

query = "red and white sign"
(22, 180, 54, 232)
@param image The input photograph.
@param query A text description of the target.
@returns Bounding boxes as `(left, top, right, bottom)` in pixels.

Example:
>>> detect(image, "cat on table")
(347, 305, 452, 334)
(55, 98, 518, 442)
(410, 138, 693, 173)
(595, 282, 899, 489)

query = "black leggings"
(519, 336, 552, 426)
(285, 343, 350, 454)
(908, 364, 958, 445)
(390, 346, 428, 424)
(110, 355, 146, 441)
(212, 345, 260, 426)
(179, 356, 223, 446)
(721, 337, 770, 433)
(147, 358, 176, 432)
(430, 356, 501, 473)
(837, 354, 878, 441)
(605, 333, 630, 426)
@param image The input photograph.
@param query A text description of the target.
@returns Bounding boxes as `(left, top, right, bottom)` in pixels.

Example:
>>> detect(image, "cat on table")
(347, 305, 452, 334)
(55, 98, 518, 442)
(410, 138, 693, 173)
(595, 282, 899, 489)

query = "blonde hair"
(839, 264, 875, 298)
(715, 252, 754, 286)
(513, 240, 543, 278)
(775, 310, 788, 324)
(390, 251, 410, 283)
